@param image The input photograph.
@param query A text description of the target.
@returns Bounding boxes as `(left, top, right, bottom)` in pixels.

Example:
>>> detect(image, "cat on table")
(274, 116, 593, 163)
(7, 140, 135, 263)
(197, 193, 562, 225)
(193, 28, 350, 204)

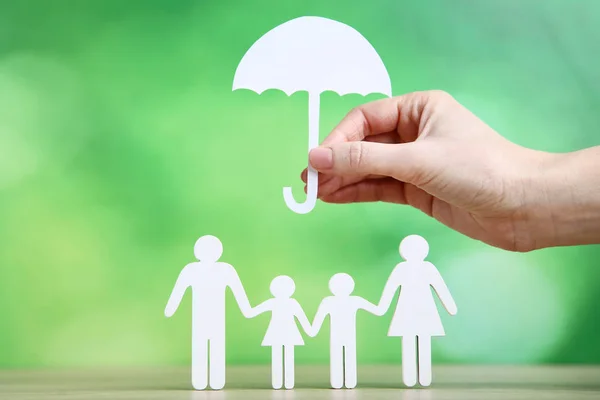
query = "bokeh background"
(1, 0, 599, 369)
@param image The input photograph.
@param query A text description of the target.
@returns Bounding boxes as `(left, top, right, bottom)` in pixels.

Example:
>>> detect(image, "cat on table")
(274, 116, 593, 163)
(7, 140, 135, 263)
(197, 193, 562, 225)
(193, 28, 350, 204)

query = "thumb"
(309, 142, 428, 183)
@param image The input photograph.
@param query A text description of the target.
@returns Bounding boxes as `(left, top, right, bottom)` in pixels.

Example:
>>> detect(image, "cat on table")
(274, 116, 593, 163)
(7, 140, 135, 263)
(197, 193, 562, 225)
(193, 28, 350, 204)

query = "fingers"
(302, 174, 387, 199)
(318, 174, 389, 198)
(300, 131, 400, 182)
(309, 141, 428, 184)
(300, 169, 385, 193)
(301, 169, 341, 190)
(320, 178, 408, 204)
(364, 132, 401, 144)
(320, 179, 441, 217)
(321, 92, 429, 146)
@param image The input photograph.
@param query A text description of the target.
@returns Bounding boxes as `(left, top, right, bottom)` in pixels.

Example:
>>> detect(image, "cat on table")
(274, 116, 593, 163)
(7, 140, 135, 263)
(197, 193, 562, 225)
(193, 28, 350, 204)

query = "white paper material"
(377, 235, 458, 387)
(164, 233, 456, 389)
(164, 235, 252, 390)
(233, 16, 392, 214)
(310, 273, 381, 389)
(247, 275, 312, 389)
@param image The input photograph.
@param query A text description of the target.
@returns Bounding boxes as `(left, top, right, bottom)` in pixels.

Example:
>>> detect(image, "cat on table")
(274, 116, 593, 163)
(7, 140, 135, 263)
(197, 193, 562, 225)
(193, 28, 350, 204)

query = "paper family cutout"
(233, 16, 392, 214)
(165, 235, 457, 390)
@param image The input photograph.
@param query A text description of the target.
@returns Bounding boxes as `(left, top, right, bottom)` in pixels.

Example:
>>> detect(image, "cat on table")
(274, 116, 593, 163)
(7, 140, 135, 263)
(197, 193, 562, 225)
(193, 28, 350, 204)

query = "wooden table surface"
(1, 365, 600, 400)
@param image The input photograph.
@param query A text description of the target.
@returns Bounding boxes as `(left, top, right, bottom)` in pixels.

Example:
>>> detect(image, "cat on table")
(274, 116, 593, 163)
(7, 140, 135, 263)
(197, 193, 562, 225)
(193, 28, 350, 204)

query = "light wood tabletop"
(1, 365, 600, 400)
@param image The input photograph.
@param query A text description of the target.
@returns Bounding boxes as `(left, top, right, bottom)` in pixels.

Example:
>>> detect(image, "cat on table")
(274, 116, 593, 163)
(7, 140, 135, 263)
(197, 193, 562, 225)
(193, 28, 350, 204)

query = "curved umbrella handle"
(283, 92, 320, 214)
(283, 168, 317, 214)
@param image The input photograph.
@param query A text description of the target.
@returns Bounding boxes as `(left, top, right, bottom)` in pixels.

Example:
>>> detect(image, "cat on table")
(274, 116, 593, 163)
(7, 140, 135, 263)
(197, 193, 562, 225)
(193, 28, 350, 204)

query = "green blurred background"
(1, 0, 599, 369)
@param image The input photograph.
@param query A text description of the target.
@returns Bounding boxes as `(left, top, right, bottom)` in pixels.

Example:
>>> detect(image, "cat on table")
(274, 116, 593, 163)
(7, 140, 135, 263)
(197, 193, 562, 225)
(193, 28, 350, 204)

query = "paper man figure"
(164, 235, 252, 390)
(246, 275, 312, 390)
(378, 235, 457, 387)
(310, 273, 381, 389)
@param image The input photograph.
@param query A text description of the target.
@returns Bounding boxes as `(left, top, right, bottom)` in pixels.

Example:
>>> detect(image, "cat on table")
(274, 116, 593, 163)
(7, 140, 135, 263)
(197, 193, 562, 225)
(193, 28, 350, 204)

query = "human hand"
(302, 91, 600, 251)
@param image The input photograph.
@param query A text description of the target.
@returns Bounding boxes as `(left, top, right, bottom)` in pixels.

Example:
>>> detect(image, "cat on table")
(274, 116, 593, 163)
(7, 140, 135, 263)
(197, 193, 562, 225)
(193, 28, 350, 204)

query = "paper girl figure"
(246, 275, 312, 390)
(377, 235, 457, 387)
(310, 273, 382, 389)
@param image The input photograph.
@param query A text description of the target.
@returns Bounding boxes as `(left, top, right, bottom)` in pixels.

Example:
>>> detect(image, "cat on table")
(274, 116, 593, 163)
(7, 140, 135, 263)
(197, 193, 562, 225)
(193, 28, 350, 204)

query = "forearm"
(235, 293, 252, 313)
(311, 315, 325, 334)
(165, 289, 184, 316)
(377, 288, 396, 312)
(528, 146, 600, 249)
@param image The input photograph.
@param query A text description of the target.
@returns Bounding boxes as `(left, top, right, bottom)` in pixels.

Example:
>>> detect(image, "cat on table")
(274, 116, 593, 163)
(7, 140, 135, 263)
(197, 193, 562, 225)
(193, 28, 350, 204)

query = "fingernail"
(309, 147, 333, 170)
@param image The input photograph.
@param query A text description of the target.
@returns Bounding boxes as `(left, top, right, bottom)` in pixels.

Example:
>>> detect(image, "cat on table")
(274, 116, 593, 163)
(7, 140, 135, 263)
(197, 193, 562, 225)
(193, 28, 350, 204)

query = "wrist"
(525, 147, 600, 249)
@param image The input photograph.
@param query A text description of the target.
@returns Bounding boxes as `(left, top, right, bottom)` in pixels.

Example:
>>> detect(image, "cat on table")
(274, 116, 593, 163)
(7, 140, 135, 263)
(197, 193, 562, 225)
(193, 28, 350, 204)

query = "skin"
(301, 90, 600, 252)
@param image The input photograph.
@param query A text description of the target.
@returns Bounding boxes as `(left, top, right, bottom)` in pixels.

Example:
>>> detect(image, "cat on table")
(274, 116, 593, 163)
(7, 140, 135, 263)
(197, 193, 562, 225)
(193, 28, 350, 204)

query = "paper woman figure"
(310, 273, 382, 389)
(247, 275, 312, 390)
(377, 235, 457, 387)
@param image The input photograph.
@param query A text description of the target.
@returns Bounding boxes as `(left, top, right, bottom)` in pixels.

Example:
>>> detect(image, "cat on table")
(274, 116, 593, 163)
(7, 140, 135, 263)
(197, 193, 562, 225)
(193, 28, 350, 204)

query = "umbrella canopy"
(233, 16, 391, 97)
(233, 16, 392, 214)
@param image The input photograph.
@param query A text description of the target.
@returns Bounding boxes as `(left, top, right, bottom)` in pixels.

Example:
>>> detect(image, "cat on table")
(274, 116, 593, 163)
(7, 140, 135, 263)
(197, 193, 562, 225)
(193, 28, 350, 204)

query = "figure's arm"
(428, 263, 457, 315)
(225, 264, 253, 318)
(292, 300, 313, 336)
(246, 299, 272, 318)
(310, 300, 330, 337)
(377, 269, 401, 315)
(356, 297, 384, 316)
(164, 266, 191, 317)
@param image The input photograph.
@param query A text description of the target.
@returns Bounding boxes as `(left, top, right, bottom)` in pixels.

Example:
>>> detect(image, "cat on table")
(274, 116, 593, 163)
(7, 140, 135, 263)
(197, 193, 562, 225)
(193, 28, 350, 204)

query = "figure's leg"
(209, 336, 226, 390)
(284, 345, 295, 389)
(344, 344, 358, 389)
(191, 338, 208, 390)
(272, 346, 283, 390)
(418, 336, 432, 387)
(402, 336, 417, 387)
(330, 344, 343, 389)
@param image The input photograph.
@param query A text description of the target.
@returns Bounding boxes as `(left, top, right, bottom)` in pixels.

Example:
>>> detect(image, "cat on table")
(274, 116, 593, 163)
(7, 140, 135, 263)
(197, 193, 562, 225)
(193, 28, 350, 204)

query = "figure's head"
(194, 235, 223, 262)
(270, 275, 295, 298)
(329, 273, 355, 296)
(399, 234, 429, 261)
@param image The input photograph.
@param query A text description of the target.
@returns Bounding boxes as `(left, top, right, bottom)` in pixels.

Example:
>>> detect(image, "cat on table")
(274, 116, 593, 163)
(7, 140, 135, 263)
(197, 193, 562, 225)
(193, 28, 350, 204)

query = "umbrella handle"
(283, 167, 317, 214)
(283, 92, 320, 214)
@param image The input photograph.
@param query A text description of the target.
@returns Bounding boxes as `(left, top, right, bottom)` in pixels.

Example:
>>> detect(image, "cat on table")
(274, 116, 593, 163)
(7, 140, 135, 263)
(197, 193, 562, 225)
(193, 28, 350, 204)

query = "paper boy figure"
(310, 273, 382, 389)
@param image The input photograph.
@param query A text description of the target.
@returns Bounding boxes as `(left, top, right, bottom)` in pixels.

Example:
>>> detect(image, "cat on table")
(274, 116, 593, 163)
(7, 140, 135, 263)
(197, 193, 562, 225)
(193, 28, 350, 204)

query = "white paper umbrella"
(233, 16, 392, 214)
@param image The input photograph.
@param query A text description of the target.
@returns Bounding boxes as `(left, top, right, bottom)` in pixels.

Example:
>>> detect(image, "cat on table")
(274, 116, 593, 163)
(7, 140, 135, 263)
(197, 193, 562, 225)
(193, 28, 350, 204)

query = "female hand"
(302, 91, 600, 252)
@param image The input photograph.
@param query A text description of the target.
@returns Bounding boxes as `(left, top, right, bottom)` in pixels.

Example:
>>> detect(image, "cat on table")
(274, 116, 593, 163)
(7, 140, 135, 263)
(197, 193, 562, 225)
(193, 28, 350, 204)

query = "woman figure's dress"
(387, 261, 445, 337)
